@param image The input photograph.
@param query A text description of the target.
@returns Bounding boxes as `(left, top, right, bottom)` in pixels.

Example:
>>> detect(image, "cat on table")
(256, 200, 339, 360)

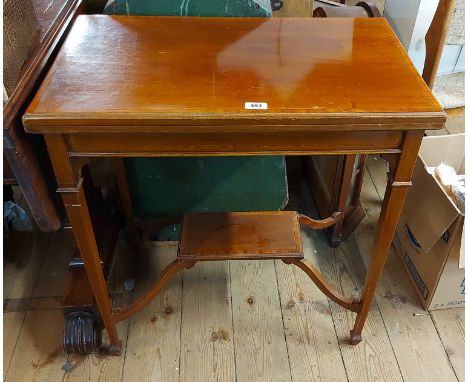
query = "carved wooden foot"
(62, 311, 102, 354)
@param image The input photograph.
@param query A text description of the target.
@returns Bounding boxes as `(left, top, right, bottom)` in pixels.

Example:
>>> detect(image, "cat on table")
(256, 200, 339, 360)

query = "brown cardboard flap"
(419, 134, 465, 172)
(404, 158, 460, 253)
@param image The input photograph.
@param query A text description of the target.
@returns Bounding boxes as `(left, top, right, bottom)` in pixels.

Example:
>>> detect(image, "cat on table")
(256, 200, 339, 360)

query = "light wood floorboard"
(4, 202, 463, 382)
(431, 308, 465, 381)
(230, 260, 292, 382)
(122, 242, 182, 382)
(3, 311, 26, 379)
(357, 157, 458, 382)
(3, 154, 464, 382)
(5, 310, 67, 382)
(180, 260, 235, 382)
(275, 250, 348, 381)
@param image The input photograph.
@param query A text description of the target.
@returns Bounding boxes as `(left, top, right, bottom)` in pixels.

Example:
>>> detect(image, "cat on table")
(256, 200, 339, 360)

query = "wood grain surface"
(315, 236, 404, 381)
(275, 250, 348, 381)
(120, 243, 182, 382)
(179, 211, 302, 260)
(24, 16, 444, 132)
(180, 261, 235, 382)
(230, 259, 291, 381)
(3, 312, 26, 379)
(431, 308, 465, 381)
(5, 311, 67, 382)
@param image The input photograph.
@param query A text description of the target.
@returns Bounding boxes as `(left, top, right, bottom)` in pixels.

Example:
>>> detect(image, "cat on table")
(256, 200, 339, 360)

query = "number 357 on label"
(245, 102, 268, 110)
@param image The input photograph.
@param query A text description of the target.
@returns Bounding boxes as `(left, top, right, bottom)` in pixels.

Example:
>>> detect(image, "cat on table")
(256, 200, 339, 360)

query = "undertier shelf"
(178, 211, 303, 261)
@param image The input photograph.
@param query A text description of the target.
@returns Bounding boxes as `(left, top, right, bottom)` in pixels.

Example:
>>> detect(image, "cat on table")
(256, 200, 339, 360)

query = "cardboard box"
(393, 134, 465, 310)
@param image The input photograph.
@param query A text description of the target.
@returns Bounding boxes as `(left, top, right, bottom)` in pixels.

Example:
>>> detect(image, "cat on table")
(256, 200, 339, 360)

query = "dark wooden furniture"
(3, 0, 108, 230)
(305, 0, 381, 247)
(23, 16, 444, 355)
(304, 154, 367, 246)
(3, 0, 88, 231)
(3, 0, 118, 353)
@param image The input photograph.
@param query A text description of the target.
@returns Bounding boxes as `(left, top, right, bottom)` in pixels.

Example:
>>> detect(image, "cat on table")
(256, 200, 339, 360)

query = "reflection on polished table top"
(22, 16, 445, 355)
(24, 15, 444, 132)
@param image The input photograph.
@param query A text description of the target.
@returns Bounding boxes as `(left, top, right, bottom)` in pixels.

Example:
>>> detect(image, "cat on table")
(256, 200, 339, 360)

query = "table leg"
(60, 182, 121, 354)
(350, 131, 423, 344)
(45, 135, 121, 354)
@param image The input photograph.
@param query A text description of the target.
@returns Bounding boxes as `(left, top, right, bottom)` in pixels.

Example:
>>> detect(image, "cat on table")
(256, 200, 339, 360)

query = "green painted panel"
(126, 156, 288, 218)
(104, 0, 272, 17)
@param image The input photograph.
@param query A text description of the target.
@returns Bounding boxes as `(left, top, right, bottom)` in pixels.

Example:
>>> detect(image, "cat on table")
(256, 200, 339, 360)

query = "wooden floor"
(3, 155, 464, 382)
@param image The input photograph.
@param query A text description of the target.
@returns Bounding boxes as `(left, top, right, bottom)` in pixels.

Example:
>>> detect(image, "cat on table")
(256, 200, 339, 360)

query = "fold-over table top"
(24, 16, 445, 133)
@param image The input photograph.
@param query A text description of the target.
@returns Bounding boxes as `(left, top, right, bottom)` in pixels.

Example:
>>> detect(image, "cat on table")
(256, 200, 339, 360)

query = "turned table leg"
(350, 131, 423, 344)
(45, 135, 121, 354)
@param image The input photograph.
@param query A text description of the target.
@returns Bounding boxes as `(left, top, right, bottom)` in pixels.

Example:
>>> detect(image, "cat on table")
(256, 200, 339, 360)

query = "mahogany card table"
(23, 15, 445, 355)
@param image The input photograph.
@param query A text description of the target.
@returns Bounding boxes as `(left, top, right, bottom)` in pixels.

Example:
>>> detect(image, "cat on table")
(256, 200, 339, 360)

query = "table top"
(24, 15, 445, 133)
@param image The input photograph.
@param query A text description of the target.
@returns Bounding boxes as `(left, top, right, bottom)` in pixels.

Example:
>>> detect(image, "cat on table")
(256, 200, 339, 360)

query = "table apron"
(63, 130, 405, 157)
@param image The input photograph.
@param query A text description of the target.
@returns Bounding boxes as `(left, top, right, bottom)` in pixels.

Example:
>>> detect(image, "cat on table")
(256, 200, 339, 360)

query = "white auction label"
(245, 102, 268, 110)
